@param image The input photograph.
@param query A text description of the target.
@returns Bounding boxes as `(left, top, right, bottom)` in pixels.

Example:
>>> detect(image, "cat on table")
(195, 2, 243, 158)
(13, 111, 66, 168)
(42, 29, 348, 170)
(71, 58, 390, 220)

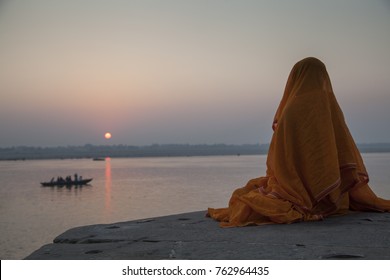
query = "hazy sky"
(0, 0, 389, 147)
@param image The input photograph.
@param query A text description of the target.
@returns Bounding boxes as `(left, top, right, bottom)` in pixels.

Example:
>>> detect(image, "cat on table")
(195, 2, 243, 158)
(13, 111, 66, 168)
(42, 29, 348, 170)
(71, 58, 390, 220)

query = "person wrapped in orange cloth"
(207, 57, 390, 227)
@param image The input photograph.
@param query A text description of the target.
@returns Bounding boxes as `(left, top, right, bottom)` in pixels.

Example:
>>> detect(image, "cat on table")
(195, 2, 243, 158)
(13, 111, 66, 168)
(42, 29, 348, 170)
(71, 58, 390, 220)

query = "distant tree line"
(0, 143, 389, 160)
(0, 143, 269, 160)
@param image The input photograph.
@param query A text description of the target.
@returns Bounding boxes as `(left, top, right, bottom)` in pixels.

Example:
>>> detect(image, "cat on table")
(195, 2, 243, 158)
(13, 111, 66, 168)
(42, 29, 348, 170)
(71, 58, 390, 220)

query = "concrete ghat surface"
(25, 211, 390, 260)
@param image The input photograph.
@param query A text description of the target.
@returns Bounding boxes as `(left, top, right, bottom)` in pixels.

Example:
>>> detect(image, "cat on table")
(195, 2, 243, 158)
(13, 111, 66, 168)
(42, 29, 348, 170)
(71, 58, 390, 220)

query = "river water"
(1, 154, 389, 259)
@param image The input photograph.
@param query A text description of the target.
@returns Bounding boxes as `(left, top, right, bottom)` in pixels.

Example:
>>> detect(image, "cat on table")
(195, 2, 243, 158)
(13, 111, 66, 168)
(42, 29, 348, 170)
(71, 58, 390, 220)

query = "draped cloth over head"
(208, 57, 390, 227)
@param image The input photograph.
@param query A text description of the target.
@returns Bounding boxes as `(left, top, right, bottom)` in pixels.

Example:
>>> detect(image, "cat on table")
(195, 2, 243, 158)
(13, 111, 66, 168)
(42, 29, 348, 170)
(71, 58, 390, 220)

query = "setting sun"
(104, 132, 112, 139)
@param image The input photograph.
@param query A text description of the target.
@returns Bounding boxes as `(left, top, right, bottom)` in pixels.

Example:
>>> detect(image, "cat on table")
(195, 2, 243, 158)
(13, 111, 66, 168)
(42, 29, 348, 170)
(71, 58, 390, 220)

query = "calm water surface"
(0, 154, 389, 259)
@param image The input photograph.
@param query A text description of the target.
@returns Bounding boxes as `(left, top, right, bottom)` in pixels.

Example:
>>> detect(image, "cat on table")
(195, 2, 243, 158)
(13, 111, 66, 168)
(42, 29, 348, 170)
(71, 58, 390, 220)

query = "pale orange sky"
(0, 0, 389, 146)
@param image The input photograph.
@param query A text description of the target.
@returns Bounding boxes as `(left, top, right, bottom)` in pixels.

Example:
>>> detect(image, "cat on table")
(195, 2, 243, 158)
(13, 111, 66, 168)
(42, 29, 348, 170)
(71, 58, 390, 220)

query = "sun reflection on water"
(105, 157, 112, 215)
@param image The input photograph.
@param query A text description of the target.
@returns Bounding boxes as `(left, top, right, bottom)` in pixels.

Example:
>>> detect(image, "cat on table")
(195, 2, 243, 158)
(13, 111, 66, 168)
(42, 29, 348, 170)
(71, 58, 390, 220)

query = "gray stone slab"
(25, 211, 390, 260)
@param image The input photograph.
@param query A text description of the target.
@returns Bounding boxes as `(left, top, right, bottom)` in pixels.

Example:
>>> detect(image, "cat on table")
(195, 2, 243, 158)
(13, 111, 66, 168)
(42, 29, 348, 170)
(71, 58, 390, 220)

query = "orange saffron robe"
(208, 57, 390, 227)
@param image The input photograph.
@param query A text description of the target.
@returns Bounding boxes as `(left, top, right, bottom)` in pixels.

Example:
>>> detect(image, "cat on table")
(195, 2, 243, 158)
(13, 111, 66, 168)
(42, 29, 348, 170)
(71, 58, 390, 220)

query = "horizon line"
(2, 142, 390, 149)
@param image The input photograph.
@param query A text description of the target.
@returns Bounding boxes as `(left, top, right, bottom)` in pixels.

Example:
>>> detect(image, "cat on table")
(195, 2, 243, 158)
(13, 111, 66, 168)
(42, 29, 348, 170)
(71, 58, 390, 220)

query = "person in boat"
(207, 57, 390, 227)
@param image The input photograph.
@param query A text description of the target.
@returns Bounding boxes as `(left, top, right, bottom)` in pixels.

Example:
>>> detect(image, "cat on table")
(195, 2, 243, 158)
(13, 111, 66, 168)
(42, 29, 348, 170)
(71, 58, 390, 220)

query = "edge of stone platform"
(25, 210, 390, 260)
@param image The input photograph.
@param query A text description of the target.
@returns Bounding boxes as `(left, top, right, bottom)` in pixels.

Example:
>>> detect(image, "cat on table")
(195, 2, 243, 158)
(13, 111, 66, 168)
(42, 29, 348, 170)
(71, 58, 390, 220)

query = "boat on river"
(40, 178, 93, 187)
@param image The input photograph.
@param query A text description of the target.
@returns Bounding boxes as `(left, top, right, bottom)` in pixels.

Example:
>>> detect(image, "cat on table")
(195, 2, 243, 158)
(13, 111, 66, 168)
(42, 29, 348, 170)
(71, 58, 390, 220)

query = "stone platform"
(25, 211, 390, 260)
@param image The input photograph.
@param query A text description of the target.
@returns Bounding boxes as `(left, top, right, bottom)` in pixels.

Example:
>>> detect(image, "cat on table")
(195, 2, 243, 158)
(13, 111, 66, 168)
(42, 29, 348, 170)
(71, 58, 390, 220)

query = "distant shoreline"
(1, 143, 390, 161)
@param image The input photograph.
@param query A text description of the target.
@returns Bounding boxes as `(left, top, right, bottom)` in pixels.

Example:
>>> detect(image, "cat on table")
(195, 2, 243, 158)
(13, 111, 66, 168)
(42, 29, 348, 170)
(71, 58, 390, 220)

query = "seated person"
(208, 57, 390, 227)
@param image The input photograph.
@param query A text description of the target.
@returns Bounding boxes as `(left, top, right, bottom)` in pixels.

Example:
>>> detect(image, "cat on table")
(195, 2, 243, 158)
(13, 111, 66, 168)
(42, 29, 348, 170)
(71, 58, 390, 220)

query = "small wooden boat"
(93, 158, 105, 161)
(40, 178, 93, 187)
